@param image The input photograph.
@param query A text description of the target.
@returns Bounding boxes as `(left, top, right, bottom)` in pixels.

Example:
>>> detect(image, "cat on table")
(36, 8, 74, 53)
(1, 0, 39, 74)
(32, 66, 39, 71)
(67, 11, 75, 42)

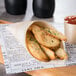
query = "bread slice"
(44, 27, 67, 41)
(55, 48, 68, 60)
(26, 31, 50, 62)
(32, 24, 67, 41)
(41, 45, 56, 60)
(32, 25, 60, 48)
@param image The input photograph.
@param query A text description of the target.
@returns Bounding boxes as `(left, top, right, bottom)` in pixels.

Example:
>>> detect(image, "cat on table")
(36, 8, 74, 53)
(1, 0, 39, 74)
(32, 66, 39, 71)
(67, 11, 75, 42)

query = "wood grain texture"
(26, 66, 76, 76)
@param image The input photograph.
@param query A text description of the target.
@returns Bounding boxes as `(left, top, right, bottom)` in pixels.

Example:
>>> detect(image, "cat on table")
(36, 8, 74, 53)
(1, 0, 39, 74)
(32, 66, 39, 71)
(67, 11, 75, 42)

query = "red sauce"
(65, 16, 76, 24)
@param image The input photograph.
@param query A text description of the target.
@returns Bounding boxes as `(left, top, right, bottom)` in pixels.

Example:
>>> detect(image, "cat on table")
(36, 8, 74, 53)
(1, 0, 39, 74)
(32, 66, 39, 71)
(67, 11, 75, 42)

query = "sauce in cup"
(65, 16, 76, 24)
(64, 16, 76, 44)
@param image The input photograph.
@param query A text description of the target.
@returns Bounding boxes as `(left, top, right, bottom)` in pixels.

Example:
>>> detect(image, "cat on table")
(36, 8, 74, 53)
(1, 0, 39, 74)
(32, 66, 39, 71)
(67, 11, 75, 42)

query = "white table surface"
(0, 0, 76, 76)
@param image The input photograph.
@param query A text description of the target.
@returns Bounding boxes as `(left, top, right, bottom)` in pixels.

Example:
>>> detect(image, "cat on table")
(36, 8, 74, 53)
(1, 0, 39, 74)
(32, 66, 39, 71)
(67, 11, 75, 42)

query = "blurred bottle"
(5, 0, 27, 15)
(33, 0, 55, 18)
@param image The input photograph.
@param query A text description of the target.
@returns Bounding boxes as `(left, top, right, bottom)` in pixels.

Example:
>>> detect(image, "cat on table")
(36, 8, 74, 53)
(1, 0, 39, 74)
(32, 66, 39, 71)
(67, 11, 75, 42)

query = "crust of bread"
(41, 45, 56, 60)
(45, 27, 67, 41)
(31, 25, 60, 48)
(32, 24, 67, 41)
(55, 48, 68, 60)
(26, 31, 50, 62)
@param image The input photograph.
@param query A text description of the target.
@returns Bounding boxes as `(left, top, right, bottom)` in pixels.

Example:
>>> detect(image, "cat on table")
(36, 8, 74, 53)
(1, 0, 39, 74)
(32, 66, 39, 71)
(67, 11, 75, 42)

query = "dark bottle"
(4, 0, 27, 15)
(33, 0, 55, 18)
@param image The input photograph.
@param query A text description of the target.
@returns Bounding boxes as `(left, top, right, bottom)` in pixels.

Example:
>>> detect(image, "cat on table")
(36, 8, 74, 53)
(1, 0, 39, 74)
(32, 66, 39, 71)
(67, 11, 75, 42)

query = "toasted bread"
(55, 48, 68, 60)
(33, 24, 67, 41)
(44, 27, 67, 41)
(41, 45, 56, 60)
(26, 31, 50, 62)
(32, 25, 60, 48)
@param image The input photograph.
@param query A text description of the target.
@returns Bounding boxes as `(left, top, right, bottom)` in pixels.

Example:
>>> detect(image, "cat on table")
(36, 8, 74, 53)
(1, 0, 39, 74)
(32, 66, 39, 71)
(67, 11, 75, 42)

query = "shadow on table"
(0, 63, 30, 76)
(6, 73, 30, 76)
(31, 15, 54, 22)
(0, 12, 25, 22)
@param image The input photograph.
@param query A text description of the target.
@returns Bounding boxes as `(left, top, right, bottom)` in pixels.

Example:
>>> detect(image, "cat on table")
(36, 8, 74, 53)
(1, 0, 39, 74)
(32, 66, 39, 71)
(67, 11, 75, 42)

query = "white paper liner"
(0, 21, 76, 74)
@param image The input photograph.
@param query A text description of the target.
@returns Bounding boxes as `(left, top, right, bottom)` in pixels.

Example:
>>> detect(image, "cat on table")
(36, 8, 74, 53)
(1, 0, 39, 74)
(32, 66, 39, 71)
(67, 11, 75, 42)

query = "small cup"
(64, 16, 76, 44)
